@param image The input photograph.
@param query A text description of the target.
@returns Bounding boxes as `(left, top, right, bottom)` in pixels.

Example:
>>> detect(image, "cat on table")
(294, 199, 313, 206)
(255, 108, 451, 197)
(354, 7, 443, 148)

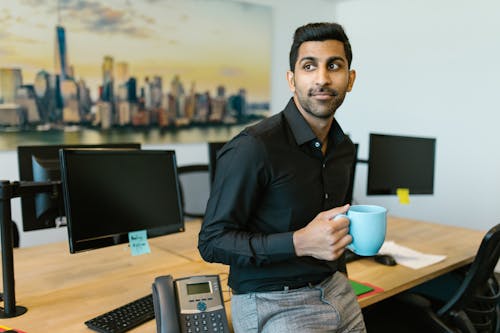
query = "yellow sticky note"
(397, 188, 410, 204)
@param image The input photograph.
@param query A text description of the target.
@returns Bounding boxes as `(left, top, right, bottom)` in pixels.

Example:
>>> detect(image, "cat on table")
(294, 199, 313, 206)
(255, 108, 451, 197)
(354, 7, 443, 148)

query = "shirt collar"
(283, 98, 347, 147)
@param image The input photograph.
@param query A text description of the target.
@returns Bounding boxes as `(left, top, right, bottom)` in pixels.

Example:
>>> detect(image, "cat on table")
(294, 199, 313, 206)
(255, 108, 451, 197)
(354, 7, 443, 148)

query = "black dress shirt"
(198, 98, 356, 293)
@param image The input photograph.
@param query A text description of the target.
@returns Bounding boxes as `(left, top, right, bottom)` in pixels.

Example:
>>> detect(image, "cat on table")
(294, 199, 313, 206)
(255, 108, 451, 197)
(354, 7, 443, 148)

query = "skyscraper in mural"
(54, 25, 69, 80)
(0, 68, 22, 104)
(34, 70, 53, 123)
(102, 56, 114, 102)
(0, 68, 23, 125)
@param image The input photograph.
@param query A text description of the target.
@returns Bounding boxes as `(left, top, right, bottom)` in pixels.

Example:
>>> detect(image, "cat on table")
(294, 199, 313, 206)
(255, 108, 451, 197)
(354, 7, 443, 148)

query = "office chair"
(177, 164, 210, 219)
(393, 223, 500, 333)
(346, 143, 359, 205)
(207, 141, 227, 187)
(12, 220, 19, 248)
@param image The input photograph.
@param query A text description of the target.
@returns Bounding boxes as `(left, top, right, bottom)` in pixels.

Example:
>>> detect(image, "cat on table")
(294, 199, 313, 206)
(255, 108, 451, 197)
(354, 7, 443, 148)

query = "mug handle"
(333, 214, 355, 252)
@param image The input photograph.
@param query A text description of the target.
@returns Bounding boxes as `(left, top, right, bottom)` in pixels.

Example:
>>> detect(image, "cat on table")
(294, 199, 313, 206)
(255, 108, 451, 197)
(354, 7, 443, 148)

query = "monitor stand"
(0, 180, 61, 317)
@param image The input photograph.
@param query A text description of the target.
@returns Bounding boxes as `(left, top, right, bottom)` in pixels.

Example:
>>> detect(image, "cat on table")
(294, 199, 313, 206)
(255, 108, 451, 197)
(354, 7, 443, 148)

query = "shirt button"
(322, 163, 326, 168)
(325, 193, 329, 199)
(314, 141, 321, 148)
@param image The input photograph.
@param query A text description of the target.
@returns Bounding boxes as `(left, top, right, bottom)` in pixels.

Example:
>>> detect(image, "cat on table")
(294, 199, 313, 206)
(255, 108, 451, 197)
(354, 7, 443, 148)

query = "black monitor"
(59, 149, 184, 253)
(207, 141, 227, 185)
(367, 133, 436, 195)
(17, 143, 141, 232)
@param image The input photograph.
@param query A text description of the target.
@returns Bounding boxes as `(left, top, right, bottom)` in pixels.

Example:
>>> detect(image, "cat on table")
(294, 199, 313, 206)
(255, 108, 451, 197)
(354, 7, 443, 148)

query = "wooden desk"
(350, 216, 483, 308)
(0, 217, 484, 332)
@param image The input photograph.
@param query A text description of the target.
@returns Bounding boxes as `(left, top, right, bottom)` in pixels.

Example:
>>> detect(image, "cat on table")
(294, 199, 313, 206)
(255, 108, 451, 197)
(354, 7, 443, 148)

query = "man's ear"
(347, 69, 356, 92)
(286, 71, 295, 93)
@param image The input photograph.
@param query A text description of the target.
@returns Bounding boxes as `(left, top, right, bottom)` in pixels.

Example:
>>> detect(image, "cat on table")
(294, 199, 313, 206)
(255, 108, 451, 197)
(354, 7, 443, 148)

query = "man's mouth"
(308, 88, 338, 98)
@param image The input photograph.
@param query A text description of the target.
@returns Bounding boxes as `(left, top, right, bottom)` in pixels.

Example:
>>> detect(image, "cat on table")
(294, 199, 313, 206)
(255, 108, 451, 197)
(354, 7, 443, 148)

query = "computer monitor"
(367, 133, 436, 195)
(207, 141, 227, 185)
(59, 149, 184, 253)
(17, 143, 141, 232)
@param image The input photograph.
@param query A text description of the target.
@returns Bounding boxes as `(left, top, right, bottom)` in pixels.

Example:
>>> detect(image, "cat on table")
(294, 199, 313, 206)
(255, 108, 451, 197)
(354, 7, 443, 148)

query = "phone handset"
(152, 274, 230, 333)
(152, 275, 181, 333)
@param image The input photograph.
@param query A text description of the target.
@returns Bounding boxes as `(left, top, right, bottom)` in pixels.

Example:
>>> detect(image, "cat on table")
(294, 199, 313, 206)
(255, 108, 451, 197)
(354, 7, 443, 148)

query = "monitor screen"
(59, 149, 184, 253)
(17, 143, 141, 232)
(367, 133, 436, 195)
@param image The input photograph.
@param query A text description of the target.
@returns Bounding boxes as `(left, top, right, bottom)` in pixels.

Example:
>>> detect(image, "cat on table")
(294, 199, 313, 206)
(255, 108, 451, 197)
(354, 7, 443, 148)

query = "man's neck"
(314, 123, 331, 145)
(301, 110, 334, 146)
(304, 113, 333, 156)
(293, 97, 335, 145)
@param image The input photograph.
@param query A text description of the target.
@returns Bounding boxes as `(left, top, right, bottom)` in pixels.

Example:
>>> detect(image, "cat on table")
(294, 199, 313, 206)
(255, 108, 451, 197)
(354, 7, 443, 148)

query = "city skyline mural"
(0, 0, 272, 150)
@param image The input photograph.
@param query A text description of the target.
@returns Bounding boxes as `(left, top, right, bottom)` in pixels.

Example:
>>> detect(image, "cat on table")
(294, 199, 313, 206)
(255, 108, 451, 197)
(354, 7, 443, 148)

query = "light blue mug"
(336, 205, 387, 256)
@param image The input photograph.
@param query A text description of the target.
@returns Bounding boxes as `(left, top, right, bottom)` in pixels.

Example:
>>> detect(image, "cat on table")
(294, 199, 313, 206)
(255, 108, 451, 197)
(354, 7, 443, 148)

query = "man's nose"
(316, 67, 332, 86)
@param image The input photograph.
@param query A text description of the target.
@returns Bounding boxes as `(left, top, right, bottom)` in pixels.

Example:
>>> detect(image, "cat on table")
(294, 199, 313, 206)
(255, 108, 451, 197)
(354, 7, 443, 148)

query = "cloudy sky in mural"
(1, 0, 271, 102)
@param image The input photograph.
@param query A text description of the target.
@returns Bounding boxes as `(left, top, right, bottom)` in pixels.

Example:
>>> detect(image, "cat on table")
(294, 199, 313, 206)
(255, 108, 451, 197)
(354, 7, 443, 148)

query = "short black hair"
(289, 22, 353, 71)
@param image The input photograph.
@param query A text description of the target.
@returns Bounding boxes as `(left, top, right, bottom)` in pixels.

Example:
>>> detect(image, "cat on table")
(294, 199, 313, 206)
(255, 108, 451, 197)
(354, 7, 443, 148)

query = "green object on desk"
(349, 280, 374, 296)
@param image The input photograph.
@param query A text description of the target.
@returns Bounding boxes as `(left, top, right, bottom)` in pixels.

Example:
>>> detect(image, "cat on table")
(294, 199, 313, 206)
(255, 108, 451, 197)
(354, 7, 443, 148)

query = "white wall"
(332, 0, 500, 233)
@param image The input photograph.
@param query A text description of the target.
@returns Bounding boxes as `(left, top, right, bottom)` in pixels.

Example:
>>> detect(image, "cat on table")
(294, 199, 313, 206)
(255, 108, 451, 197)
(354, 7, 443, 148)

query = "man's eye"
(328, 63, 339, 70)
(303, 63, 315, 71)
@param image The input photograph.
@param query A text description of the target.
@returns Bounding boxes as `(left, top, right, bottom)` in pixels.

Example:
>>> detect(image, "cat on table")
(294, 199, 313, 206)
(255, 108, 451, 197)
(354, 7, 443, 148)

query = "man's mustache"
(308, 87, 339, 97)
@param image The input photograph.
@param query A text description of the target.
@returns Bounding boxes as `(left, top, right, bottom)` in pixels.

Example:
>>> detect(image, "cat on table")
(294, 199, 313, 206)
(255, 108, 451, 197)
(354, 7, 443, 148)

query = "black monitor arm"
(0, 180, 61, 318)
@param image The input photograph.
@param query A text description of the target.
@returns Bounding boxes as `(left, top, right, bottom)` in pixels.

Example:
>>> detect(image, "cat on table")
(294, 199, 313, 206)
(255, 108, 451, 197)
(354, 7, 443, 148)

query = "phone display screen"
(186, 282, 211, 295)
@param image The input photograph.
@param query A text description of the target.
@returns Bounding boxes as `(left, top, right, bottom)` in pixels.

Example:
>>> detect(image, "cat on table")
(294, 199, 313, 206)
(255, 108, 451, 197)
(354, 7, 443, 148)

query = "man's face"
(287, 40, 356, 120)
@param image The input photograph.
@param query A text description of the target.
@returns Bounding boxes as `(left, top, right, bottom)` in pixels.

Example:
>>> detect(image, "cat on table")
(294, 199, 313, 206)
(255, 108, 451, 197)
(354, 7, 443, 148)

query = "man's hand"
(293, 204, 352, 261)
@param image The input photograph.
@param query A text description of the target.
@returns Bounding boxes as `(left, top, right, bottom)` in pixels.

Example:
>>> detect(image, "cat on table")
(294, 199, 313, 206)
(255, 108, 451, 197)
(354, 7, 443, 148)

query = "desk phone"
(152, 275, 229, 333)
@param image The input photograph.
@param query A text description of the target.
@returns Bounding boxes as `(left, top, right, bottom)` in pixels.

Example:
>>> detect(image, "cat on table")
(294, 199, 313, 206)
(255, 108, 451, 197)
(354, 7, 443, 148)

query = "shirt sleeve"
(198, 133, 296, 267)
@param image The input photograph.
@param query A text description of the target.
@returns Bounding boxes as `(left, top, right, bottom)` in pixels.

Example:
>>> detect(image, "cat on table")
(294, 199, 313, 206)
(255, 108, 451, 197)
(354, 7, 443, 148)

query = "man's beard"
(297, 86, 347, 119)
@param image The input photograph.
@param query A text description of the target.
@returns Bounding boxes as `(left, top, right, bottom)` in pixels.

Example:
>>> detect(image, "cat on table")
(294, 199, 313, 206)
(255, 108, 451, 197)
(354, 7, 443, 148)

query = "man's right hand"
(293, 204, 352, 261)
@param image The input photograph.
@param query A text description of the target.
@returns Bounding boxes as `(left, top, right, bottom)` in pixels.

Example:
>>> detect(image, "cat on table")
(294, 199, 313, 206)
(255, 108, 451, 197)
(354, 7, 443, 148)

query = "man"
(198, 22, 365, 332)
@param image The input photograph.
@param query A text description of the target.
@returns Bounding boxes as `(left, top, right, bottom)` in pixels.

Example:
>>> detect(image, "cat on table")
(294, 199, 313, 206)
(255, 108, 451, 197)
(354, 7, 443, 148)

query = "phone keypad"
(182, 310, 228, 333)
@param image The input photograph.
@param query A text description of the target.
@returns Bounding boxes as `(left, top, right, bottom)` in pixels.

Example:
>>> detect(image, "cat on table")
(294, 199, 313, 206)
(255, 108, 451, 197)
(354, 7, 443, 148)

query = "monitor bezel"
(367, 133, 436, 195)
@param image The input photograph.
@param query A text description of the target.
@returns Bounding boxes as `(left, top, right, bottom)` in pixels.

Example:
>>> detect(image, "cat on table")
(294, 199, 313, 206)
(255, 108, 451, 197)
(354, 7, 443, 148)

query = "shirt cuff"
(266, 231, 296, 261)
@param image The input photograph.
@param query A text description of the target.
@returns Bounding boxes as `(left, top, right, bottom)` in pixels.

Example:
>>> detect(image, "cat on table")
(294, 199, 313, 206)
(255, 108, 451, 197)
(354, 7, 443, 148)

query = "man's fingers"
(330, 215, 350, 230)
(325, 204, 350, 220)
(332, 234, 353, 254)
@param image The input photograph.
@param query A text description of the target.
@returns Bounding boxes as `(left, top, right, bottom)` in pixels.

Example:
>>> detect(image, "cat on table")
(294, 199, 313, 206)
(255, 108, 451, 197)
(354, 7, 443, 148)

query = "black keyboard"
(85, 294, 155, 333)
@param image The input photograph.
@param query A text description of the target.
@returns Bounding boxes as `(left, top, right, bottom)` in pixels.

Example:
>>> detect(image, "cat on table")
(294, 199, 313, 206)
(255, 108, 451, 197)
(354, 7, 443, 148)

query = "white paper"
(379, 240, 446, 269)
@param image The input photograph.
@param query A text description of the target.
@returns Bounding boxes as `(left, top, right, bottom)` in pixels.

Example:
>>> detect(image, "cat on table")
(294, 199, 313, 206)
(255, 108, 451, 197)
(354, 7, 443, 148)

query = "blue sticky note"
(128, 230, 151, 256)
